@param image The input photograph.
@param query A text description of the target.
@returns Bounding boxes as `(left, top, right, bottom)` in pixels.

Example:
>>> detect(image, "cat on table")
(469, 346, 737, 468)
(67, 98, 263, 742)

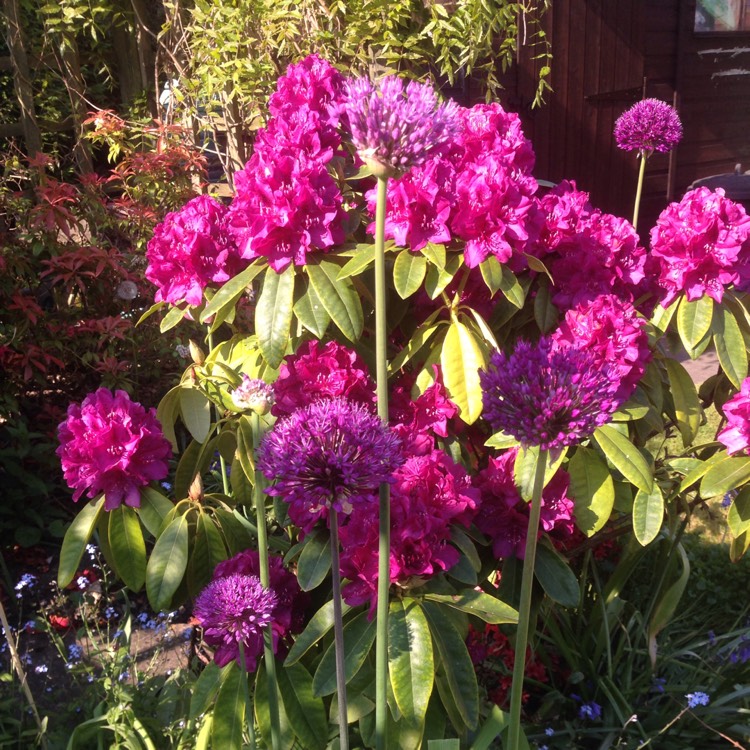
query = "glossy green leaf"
(730, 529, 750, 561)
(513, 445, 567, 501)
(189, 513, 227, 596)
(293, 283, 330, 339)
(649, 298, 678, 334)
(394, 249, 427, 299)
(108, 505, 146, 591)
(174, 439, 204, 500)
(337, 244, 376, 279)
(568, 447, 615, 536)
(713, 306, 748, 389)
(156, 386, 181, 450)
(679, 451, 725, 492)
(277, 662, 328, 750)
(229, 458, 253, 506)
(425, 253, 461, 299)
(312, 610, 376, 697)
(632, 485, 664, 546)
(389, 599, 434, 729)
(285, 599, 351, 665)
(180, 387, 212, 444)
(296, 530, 332, 591)
(389, 322, 444, 374)
(159, 304, 187, 333)
(450, 527, 481, 572)
(211, 664, 244, 750)
(664, 359, 701, 447)
(420, 242, 446, 269)
(307, 259, 363, 341)
(138, 487, 175, 537)
(593, 424, 653, 493)
(421, 600, 478, 729)
(441, 319, 486, 424)
(255, 265, 295, 368)
(136, 300, 165, 326)
(478, 256, 502, 295)
(677, 295, 713, 353)
(146, 514, 189, 611)
(497, 266, 525, 309)
(701, 456, 750, 498)
(200, 262, 264, 323)
(533, 281, 558, 333)
(190, 661, 225, 719)
(423, 590, 517, 624)
(728, 487, 750, 537)
(58, 495, 105, 587)
(534, 543, 580, 607)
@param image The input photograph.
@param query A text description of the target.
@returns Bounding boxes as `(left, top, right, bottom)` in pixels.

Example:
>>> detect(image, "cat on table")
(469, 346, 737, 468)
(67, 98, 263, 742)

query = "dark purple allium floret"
(193, 573, 277, 671)
(614, 98, 682, 154)
(257, 397, 404, 532)
(479, 338, 623, 451)
(344, 75, 461, 177)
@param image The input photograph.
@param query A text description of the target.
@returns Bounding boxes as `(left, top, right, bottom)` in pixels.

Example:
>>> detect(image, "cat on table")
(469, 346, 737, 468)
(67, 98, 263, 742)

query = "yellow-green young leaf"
(730, 529, 750, 561)
(179, 387, 212, 444)
(293, 283, 330, 339)
(632, 485, 664, 545)
(159, 304, 187, 333)
(337, 244, 376, 279)
(701, 456, 750, 498)
(677, 295, 714, 354)
(146, 514, 189, 611)
(136, 301, 166, 326)
(420, 242, 446, 269)
(425, 253, 462, 299)
(306, 259, 364, 341)
(484, 432, 519, 450)
(649, 298, 679, 334)
(277, 662, 328, 750)
(394, 249, 427, 299)
(58, 496, 105, 587)
(441, 320, 486, 424)
(664, 359, 701, 447)
(513, 445, 568, 501)
(389, 322, 445, 374)
(679, 451, 725, 492)
(156, 386, 181, 450)
(108, 506, 146, 591)
(497, 266, 525, 308)
(568, 447, 615, 536)
(255, 265, 295, 368)
(593, 424, 654, 493)
(212, 664, 245, 750)
(422, 591, 517, 624)
(200, 262, 264, 323)
(713, 306, 748, 389)
(728, 487, 750, 538)
(466, 308, 498, 349)
(478, 256, 503, 295)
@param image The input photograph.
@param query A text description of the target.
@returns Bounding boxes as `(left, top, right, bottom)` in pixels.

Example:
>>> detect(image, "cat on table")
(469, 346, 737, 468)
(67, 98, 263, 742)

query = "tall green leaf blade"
(728, 487, 750, 537)
(677, 295, 713, 353)
(568, 447, 615, 536)
(58, 495, 105, 587)
(146, 514, 189, 611)
(632, 485, 664, 545)
(277, 663, 329, 750)
(593, 424, 653, 493)
(394, 249, 427, 299)
(211, 663, 244, 750)
(441, 319, 486, 424)
(701, 456, 750, 498)
(422, 591, 517, 624)
(713, 306, 748, 389)
(664, 359, 701, 447)
(255, 265, 295, 368)
(200, 262, 264, 323)
(108, 505, 146, 591)
(307, 259, 363, 341)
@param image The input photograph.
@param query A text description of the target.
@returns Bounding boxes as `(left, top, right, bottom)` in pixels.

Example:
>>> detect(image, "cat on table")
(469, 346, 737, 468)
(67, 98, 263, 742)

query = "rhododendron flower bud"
(231, 375, 274, 415)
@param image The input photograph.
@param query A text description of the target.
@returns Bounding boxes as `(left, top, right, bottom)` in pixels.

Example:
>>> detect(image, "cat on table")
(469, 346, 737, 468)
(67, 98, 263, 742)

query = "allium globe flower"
(717, 378, 750, 455)
(614, 98, 682, 154)
(650, 187, 750, 306)
(272, 339, 376, 417)
(479, 338, 623, 451)
(56, 388, 172, 510)
(193, 573, 277, 671)
(344, 75, 461, 177)
(257, 398, 403, 532)
(145, 195, 245, 306)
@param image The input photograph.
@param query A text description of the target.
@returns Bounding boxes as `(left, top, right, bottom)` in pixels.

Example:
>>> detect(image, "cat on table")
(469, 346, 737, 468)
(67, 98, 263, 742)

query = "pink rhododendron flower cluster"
(56, 388, 171, 510)
(271, 339, 375, 417)
(145, 195, 245, 306)
(717, 378, 750, 455)
(473, 449, 575, 559)
(649, 186, 750, 306)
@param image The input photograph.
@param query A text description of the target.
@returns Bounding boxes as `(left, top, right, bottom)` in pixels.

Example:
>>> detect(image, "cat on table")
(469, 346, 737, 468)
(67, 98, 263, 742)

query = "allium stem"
(632, 152, 647, 231)
(374, 175, 391, 750)
(329, 508, 349, 750)
(252, 412, 281, 750)
(207, 331, 230, 495)
(237, 641, 258, 750)
(507, 448, 548, 750)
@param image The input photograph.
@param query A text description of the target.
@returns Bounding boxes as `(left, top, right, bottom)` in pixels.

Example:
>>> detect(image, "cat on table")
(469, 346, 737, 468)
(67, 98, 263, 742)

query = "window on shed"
(695, 0, 750, 31)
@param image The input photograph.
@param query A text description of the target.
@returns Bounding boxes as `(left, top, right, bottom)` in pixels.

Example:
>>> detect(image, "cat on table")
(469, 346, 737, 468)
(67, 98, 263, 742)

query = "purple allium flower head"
(344, 75, 461, 177)
(685, 691, 710, 708)
(56, 388, 172, 510)
(479, 338, 622, 451)
(194, 573, 277, 671)
(614, 98, 682, 154)
(717, 378, 750, 455)
(231, 375, 274, 414)
(258, 397, 403, 532)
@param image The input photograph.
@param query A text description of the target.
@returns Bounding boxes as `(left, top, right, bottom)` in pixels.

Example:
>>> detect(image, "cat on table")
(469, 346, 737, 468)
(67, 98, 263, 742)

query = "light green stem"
(374, 175, 391, 750)
(507, 448, 548, 750)
(238, 642, 258, 750)
(329, 508, 349, 750)
(206, 330, 230, 495)
(252, 412, 281, 750)
(632, 151, 647, 231)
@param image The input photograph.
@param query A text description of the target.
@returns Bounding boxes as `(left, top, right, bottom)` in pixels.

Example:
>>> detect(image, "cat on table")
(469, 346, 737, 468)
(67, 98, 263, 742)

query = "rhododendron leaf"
(484, 431, 519, 450)
(235, 415, 256, 481)
(447, 551, 478, 585)
(293, 283, 330, 339)
(664, 359, 701, 447)
(337, 244, 376, 279)
(701, 456, 750, 498)
(729, 529, 750, 561)
(306, 259, 364, 341)
(450, 527, 481, 571)
(229, 457, 253, 506)
(108, 505, 146, 591)
(389, 599, 433, 733)
(159, 303, 188, 333)
(188, 513, 227, 597)
(534, 543, 580, 607)
(593, 424, 653, 493)
(677, 295, 713, 354)
(212, 663, 244, 750)
(434, 671, 467, 737)
(713, 307, 748, 389)
(189, 661, 226, 720)
(312, 610, 376, 696)
(421, 600, 478, 729)
(632, 485, 664, 545)
(255, 661, 294, 749)
(465, 308, 498, 350)
(478, 256, 502, 295)
(199, 262, 265, 324)
(414, 338, 445, 394)
(523, 253, 553, 282)
(136, 300, 166, 326)
(146, 514, 189, 611)
(420, 242, 446, 269)
(277, 662, 328, 749)
(612, 386, 651, 422)
(394, 248, 427, 299)
(156, 386, 181, 450)
(497, 266, 525, 309)
(212, 508, 255, 556)
(296, 530, 332, 591)
(58, 495, 105, 588)
(533, 281, 558, 334)
(255, 265, 295, 368)
(513, 446, 568, 501)
(138, 488, 174, 537)
(285, 599, 352, 666)
(441, 320, 486, 424)
(649, 299, 679, 335)
(179, 387, 212, 444)
(423, 591, 518, 624)
(174, 440, 204, 500)
(728, 487, 750, 537)
(425, 253, 462, 300)
(389, 322, 444, 374)
(679, 451, 724, 492)
(568, 447, 615, 537)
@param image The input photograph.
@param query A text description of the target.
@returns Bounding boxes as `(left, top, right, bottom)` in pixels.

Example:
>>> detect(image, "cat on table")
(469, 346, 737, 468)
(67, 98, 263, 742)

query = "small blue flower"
(161, 482, 173, 491)
(86, 544, 97, 559)
(76, 576, 89, 590)
(545, 727, 555, 737)
(579, 701, 602, 721)
(136, 612, 149, 625)
(651, 677, 666, 693)
(104, 606, 117, 620)
(15, 573, 37, 597)
(686, 691, 710, 708)
(112, 629, 124, 640)
(34, 664, 48, 674)
(68, 644, 84, 662)
(118, 670, 130, 682)
(722, 490, 738, 508)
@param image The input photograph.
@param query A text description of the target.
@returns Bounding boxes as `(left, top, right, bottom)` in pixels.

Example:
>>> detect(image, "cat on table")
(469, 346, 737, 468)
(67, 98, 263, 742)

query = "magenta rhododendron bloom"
(56, 388, 171, 510)
(614, 98, 682, 154)
(480, 337, 623, 451)
(272, 339, 375, 417)
(650, 187, 750, 306)
(145, 194, 245, 306)
(258, 398, 403, 532)
(718, 378, 750, 455)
